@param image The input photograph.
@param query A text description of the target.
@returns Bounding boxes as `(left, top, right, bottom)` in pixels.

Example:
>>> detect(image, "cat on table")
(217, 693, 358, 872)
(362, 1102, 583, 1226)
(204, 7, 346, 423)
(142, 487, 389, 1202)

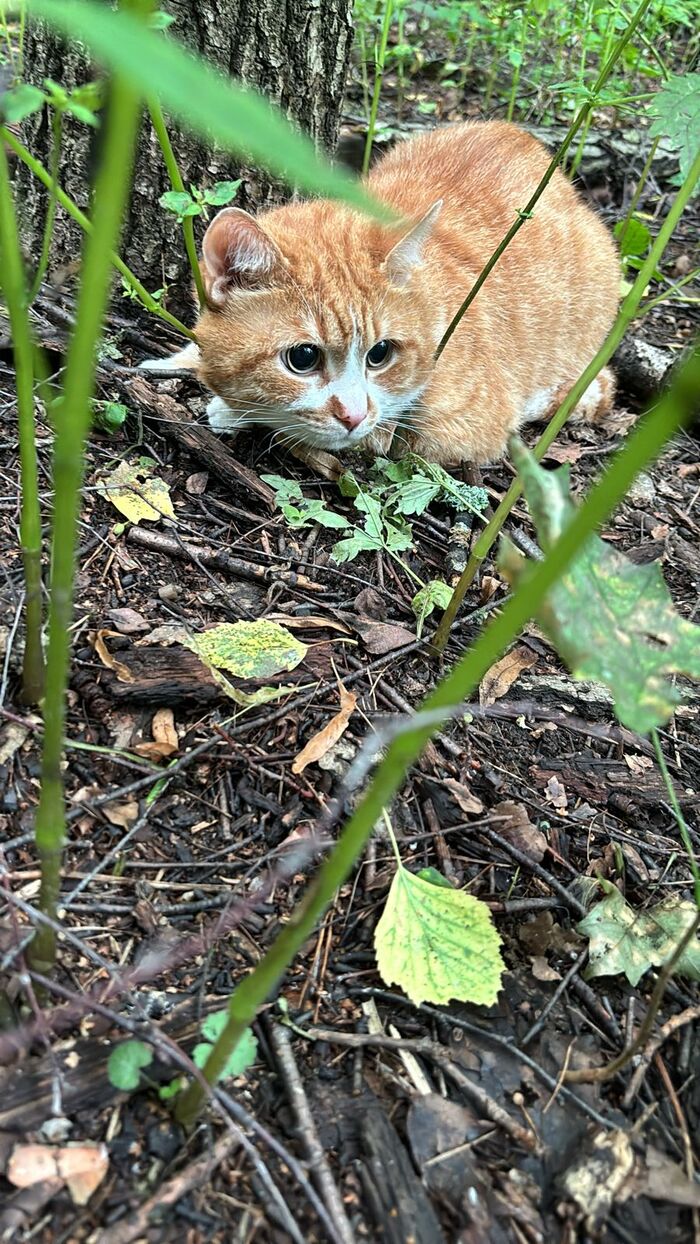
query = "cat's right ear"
(201, 207, 285, 306)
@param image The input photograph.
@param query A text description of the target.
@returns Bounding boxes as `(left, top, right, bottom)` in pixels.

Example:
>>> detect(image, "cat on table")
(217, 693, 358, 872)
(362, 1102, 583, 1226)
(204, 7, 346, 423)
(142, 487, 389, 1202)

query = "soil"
(0, 50, 699, 1244)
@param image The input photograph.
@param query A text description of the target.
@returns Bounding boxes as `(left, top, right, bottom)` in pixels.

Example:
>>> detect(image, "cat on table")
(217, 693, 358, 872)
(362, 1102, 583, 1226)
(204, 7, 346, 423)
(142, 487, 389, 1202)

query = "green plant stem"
(617, 135, 659, 253)
(506, 0, 530, 123)
(28, 110, 62, 306)
(174, 341, 699, 1129)
(637, 266, 700, 315)
(432, 143, 700, 653)
(362, 0, 395, 176)
(434, 0, 654, 363)
(30, 77, 143, 973)
(1, 127, 194, 340)
(651, 729, 700, 906)
(0, 142, 44, 704)
(148, 99, 206, 307)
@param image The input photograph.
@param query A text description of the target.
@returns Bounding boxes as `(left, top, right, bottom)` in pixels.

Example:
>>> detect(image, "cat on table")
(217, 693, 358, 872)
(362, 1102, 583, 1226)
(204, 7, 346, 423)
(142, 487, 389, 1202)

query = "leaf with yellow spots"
(374, 866, 504, 1007)
(102, 457, 175, 524)
(189, 620, 307, 681)
(499, 439, 700, 732)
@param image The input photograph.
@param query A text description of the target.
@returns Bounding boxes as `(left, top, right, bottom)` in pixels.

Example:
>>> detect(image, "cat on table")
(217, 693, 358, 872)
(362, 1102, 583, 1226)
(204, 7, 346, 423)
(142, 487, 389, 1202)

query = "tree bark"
(14, 0, 353, 315)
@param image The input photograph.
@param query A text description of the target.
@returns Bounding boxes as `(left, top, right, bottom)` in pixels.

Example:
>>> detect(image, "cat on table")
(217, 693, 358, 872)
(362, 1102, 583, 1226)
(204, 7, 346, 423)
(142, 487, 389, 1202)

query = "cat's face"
(194, 201, 442, 452)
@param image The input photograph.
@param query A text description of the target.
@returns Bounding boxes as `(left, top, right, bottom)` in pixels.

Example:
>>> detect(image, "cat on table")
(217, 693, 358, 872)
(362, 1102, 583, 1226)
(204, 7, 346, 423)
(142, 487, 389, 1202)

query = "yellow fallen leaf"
(292, 684, 357, 774)
(102, 458, 175, 524)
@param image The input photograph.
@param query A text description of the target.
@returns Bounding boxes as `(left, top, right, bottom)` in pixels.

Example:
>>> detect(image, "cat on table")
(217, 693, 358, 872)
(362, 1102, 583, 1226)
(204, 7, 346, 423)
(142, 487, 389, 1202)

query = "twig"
(623, 1003, 700, 1105)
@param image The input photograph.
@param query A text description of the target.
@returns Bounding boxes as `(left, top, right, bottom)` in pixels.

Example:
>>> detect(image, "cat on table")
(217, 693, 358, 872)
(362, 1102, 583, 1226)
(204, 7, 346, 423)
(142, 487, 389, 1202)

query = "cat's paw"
(138, 342, 200, 372)
(206, 395, 245, 433)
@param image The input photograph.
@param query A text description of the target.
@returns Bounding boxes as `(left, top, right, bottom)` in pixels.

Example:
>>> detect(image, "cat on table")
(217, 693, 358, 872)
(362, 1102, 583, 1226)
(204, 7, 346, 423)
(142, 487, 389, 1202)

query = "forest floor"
(0, 53, 699, 1244)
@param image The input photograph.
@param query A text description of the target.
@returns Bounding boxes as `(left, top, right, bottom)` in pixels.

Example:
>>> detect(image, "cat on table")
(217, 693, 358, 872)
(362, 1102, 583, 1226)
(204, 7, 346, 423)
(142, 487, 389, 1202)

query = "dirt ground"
(0, 60, 699, 1244)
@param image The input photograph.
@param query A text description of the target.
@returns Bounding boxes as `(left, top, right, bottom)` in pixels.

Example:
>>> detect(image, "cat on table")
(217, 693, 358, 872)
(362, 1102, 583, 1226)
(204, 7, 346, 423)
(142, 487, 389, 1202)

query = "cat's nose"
(334, 403, 367, 430)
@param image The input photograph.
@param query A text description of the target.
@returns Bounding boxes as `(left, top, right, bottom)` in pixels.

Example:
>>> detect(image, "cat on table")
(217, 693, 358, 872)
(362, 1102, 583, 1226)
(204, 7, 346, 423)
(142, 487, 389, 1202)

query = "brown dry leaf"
(545, 775, 568, 812)
(650, 523, 670, 540)
(91, 630, 134, 683)
(623, 752, 653, 775)
(544, 443, 583, 464)
(479, 574, 502, 604)
(441, 777, 484, 816)
(530, 955, 562, 982)
(102, 799, 139, 829)
(0, 722, 30, 766)
(7, 1143, 108, 1206)
(107, 608, 150, 635)
(479, 645, 537, 706)
(185, 471, 209, 495)
(289, 444, 342, 481)
(292, 685, 357, 774)
(346, 616, 416, 654)
(493, 801, 547, 861)
(135, 707, 179, 761)
(677, 462, 700, 479)
(267, 613, 351, 635)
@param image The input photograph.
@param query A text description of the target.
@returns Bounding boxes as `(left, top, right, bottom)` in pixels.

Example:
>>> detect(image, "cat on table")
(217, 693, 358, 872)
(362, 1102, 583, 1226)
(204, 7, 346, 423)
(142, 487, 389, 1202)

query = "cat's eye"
(283, 343, 322, 374)
(366, 339, 394, 369)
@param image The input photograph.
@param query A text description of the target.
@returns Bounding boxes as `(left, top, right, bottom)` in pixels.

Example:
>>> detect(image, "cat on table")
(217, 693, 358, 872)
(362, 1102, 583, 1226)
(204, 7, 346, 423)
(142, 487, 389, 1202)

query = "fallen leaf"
(289, 444, 343, 481)
(102, 458, 175, 524)
(185, 471, 208, 495)
(530, 954, 562, 982)
(7, 1142, 108, 1207)
(102, 800, 139, 829)
(292, 684, 357, 773)
(0, 722, 29, 765)
(344, 615, 415, 654)
(677, 462, 700, 479)
(479, 574, 502, 604)
(493, 800, 547, 861)
(623, 752, 653, 774)
(134, 707, 179, 761)
(91, 630, 134, 683)
(544, 442, 583, 464)
(545, 775, 568, 812)
(353, 587, 387, 619)
(107, 608, 150, 635)
(479, 645, 537, 705)
(579, 882, 700, 986)
(561, 1130, 634, 1228)
(442, 777, 484, 816)
(189, 620, 307, 680)
(267, 613, 351, 635)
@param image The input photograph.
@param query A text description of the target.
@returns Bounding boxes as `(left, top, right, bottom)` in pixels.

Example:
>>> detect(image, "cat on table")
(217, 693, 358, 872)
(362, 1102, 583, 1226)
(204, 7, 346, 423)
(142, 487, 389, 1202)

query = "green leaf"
(412, 579, 453, 638)
(262, 474, 349, 530)
(382, 516, 414, 552)
(1, 83, 45, 123)
(159, 189, 197, 219)
(614, 216, 651, 258)
(579, 883, 700, 986)
(158, 1077, 184, 1100)
(392, 477, 441, 515)
(25, 0, 384, 214)
(331, 529, 383, 562)
(190, 620, 307, 680)
(192, 1016, 258, 1079)
(107, 1040, 153, 1090)
(375, 866, 504, 1006)
(500, 440, 700, 732)
(649, 72, 700, 189)
(204, 179, 242, 205)
(94, 400, 128, 432)
(150, 9, 176, 29)
(417, 866, 454, 889)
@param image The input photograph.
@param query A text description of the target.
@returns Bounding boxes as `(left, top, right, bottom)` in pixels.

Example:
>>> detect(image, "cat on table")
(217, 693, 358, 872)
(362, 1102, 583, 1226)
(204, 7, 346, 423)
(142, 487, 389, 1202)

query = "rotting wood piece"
(359, 1108, 447, 1244)
(127, 525, 324, 592)
(100, 644, 221, 706)
(124, 377, 276, 508)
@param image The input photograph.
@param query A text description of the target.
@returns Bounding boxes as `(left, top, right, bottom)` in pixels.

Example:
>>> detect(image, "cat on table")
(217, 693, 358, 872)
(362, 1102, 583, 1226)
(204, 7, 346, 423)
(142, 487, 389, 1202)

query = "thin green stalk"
(651, 729, 700, 907)
(28, 110, 62, 305)
(362, 0, 395, 177)
(1, 127, 194, 340)
(174, 342, 699, 1129)
(432, 142, 700, 654)
(617, 135, 659, 253)
(0, 142, 44, 703)
(637, 265, 699, 315)
(148, 99, 206, 307)
(506, 0, 530, 123)
(434, 0, 654, 363)
(30, 76, 143, 973)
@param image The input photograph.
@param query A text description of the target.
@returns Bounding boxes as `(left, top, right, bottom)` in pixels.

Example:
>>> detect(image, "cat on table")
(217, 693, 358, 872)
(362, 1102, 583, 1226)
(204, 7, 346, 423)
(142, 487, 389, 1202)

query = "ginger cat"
(146, 122, 619, 464)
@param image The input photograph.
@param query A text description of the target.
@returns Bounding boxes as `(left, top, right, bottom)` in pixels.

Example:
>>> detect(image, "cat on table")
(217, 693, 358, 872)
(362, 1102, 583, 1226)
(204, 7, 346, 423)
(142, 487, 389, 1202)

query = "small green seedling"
(107, 1013, 257, 1098)
(159, 179, 242, 223)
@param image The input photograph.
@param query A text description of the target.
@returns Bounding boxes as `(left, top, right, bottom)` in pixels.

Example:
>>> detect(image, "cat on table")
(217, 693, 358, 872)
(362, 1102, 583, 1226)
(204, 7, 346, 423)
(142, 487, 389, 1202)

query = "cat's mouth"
(296, 417, 378, 452)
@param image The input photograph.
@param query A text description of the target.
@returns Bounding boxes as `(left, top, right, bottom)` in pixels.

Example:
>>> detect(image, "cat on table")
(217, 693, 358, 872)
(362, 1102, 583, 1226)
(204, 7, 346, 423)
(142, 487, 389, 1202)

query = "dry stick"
(432, 144, 700, 653)
(433, 0, 653, 363)
(269, 1023, 356, 1244)
(623, 1003, 700, 1105)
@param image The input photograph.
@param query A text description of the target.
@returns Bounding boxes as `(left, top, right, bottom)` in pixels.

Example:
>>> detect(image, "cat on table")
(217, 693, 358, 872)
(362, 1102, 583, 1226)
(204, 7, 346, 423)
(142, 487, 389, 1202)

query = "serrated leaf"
(579, 884, 700, 986)
(190, 620, 306, 680)
(382, 516, 414, 552)
(500, 440, 700, 731)
(331, 529, 383, 562)
(107, 1040, 153, 1090)
(412, 579, 453, 638)
(1, 83, 45, 123)
(375, 865, 505, 1006)
(649, 72, 700, 189)
(102, 460, 175, 523)
(393, 477, 441, 515)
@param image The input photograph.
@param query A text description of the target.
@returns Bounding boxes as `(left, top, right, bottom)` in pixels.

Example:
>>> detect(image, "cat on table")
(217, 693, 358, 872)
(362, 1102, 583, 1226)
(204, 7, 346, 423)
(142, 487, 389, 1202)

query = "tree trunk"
(14, 0, 353, 316)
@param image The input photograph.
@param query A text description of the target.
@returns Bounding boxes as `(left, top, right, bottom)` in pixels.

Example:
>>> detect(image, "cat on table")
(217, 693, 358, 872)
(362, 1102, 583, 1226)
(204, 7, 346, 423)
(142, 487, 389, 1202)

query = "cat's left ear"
(382, 199, 443, 287)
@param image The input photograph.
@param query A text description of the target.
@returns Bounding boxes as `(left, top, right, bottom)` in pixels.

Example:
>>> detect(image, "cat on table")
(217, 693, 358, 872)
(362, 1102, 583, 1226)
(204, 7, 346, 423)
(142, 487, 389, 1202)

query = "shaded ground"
(0, 51, 699, 1244)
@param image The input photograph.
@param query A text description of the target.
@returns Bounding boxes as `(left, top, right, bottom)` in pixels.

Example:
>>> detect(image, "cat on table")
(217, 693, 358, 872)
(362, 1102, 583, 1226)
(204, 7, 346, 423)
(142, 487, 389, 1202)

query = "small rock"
(158, 583, 181, 602)
(626, 472, 656, 507)
(146, 1120, 183, 1163)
